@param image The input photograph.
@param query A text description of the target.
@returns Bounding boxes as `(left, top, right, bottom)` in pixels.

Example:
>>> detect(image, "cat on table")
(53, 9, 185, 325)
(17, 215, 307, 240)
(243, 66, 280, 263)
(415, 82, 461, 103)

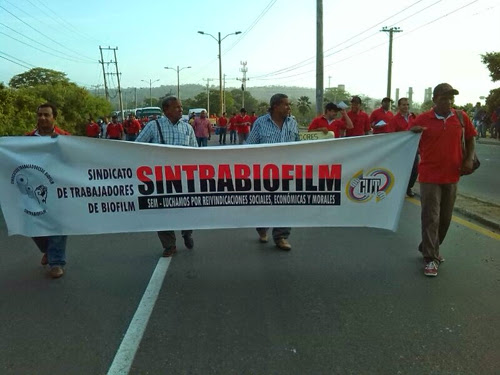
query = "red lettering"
(136, 166, 153, 182)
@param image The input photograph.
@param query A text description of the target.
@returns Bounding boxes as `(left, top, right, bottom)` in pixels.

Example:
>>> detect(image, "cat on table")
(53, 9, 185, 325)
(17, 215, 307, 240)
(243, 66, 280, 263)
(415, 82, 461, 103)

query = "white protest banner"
(0, 132, 419, 236)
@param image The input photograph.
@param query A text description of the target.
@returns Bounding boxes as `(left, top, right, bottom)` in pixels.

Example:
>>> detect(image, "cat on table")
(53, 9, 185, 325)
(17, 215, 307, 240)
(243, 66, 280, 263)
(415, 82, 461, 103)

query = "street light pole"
(198, 30, 241, 114)
(141, 78, 160, 106)
(164, 65, 191, 99)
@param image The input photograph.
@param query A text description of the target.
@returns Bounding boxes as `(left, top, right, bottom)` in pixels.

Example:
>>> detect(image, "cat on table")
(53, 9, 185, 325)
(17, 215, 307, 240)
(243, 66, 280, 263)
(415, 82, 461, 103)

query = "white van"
(187, 108, 207, 119)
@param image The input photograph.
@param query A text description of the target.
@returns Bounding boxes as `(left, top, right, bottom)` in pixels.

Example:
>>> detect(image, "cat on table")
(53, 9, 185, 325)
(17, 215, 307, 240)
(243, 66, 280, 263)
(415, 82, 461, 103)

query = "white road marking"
(107, 257, 171, 375)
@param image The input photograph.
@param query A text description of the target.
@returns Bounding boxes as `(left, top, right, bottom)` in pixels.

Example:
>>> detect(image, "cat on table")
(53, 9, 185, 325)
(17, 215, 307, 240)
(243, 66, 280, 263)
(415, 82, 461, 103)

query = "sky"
(1, 0, 499, 105)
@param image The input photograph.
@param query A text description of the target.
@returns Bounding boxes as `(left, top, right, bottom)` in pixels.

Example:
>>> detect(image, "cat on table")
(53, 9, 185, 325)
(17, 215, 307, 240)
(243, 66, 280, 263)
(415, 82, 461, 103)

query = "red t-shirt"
(86, 122, 100, 137)
(308, 116, 344, 138)
(388, 112, 416, 133)
(249, 115, 258, 125)
(235, 114, 251, 134)
(217, 117, 228, 127)
(338, 110, 370, 137)
(26, 126, 70, 136)
(123, 119, 142, 135)
(107, 122, 123, 139)
(415, 109, 477, 184)
(369, 107, 394, 134)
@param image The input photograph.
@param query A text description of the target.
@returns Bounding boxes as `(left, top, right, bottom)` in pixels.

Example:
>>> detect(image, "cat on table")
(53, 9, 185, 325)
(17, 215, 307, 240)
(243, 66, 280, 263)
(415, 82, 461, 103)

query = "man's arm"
(341, 110, 353, 129)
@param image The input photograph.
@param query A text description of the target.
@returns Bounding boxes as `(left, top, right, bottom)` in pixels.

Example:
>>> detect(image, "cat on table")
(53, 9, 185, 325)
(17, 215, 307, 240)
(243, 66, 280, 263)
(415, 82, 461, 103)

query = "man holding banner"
(410, 83, 476, 277)
(246, 93, 300, 251)
(26, 103, 70, 279)
(135, 96, 198, 257)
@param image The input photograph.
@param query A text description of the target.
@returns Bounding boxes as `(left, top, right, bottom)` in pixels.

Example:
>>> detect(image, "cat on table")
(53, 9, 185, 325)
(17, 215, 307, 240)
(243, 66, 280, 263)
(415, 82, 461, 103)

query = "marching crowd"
(26, 83, 478, 279)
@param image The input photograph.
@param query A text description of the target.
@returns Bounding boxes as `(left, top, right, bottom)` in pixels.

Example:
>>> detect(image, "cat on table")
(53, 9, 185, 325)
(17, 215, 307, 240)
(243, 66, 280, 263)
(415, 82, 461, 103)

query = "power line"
(251, 0, 437, 80)
(0, 51, 36, 68)
(0, 54, 32, 69)
(223, 0, 278, 54)
(0, 4, 95, 63)
(29, 0, 104, 45)
(0, 29, 95, 64)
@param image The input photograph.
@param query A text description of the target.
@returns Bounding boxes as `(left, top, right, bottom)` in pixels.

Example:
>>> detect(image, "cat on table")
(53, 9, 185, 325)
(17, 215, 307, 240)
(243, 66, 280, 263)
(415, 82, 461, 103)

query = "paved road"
(458, 143, 500, 205)
(1, 199, 499, 375)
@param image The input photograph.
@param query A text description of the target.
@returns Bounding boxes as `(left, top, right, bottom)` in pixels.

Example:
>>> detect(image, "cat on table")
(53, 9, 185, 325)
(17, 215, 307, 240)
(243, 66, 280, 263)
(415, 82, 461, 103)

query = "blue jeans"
(230, 130, 237, 144)
(196, 137, 208, 147)
(126, 134, 137, 142)
(32, 236, 67, 266)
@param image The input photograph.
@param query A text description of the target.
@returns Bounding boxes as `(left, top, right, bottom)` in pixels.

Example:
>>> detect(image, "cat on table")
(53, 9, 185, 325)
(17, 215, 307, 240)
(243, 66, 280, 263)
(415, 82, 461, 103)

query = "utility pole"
(223, 74, 226, 114)
(316, 0, 324, 115)
(408, 87, 413, 108)
(112, 48, 124, 121)
(134, 87, 137, 109)
(203, 78, 213, 116)
(328, 75, 331, 89)
(395, 88, 400, 110)
(99, 46, 110, 101)
(237, 61, 248, 108)
(380, 26, 403, 99)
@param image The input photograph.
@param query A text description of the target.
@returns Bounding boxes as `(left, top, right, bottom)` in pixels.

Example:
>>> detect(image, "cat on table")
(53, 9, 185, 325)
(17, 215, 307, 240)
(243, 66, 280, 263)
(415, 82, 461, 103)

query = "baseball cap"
(351, 96, 362, 104)
(433, 83, 459, 97)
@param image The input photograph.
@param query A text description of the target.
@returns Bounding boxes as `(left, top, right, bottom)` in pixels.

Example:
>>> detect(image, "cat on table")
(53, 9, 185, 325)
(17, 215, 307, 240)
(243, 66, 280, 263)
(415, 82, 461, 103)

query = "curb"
(413, 192, 500, 231)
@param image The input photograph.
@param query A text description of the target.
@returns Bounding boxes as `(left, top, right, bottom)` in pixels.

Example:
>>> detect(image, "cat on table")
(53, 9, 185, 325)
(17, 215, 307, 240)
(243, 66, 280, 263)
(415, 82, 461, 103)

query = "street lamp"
(197, 30, 241, 114)
(164, 65, 191, 99)
(141, 78, 160, 107)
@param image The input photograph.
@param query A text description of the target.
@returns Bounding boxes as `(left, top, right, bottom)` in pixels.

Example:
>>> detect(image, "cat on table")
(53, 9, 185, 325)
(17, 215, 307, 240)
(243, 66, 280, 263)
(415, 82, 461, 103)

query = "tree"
(324, 87, 351, 105)
(9, 68, 69, 89)
(481, 52, 500, 82)
(296, 96, 311, 116)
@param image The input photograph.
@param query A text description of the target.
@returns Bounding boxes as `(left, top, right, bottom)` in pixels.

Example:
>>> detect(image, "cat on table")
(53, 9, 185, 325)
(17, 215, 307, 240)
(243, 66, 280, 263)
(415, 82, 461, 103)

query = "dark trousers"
(256, 227, 291, 242)
(218, 128, 227, 144)
(157, 230, 193, 250)
(419, 183, 457, 263)
(408, 153, 419, 190)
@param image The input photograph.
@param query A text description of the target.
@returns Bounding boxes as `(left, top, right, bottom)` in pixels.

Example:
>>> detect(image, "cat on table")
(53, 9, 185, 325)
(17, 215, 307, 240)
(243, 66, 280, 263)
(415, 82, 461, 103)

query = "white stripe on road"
(107, 257, 171, 375)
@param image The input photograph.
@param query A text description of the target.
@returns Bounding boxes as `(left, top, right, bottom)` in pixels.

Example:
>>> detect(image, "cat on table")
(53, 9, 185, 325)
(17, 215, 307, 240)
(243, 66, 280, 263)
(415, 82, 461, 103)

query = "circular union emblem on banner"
(346, 168, 395, 203)
(10, 164, 54, 216)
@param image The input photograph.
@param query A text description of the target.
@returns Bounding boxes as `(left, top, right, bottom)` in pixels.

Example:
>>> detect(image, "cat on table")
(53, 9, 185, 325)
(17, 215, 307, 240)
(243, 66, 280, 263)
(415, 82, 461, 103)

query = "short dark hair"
(162, 96, 179, 111)
(240, 108, 246, 113)
(37, 103, 58, 118)
(397, 97, 409, 106)
(325, 102, 339, 112)
(269, 93, 288, 112)
(351, 96, 362, 104)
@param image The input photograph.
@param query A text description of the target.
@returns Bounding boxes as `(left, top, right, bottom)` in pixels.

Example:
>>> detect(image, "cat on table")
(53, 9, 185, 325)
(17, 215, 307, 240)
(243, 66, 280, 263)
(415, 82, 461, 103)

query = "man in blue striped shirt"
(136, 96, 198, 257)
(246, 93, 300, 251)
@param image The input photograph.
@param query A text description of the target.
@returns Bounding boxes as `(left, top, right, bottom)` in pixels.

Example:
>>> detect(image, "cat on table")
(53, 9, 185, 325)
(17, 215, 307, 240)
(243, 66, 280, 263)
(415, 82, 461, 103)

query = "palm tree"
(297, 96, 311, 116)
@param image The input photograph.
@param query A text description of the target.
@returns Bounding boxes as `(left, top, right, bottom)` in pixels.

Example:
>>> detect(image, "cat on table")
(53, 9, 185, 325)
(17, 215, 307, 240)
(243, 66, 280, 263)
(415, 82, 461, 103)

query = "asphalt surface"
(1, 135, 499, 375)
(1, 199, 499, 375)
(458, 142, 500, 206)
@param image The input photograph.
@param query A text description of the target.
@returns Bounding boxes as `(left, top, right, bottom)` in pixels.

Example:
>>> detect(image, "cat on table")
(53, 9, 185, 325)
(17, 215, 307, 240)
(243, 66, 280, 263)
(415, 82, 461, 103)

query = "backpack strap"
(155, 119, 165, 144)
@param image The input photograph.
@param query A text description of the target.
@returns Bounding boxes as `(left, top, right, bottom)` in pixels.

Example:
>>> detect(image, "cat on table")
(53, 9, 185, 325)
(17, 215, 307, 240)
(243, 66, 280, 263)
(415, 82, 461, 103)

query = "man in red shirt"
(228, 113, 238, 144)
(123, 113, 142, 141)
(217, 112, 228, 145)
(249, 111, 258, 130)
(369, 97, 394, 134)
(192, 110, 212, 147)
(308, 102, 353, 138)
(388, 97, 418, 196)
(26, 103, 70, 279)
(106, 115, 124, 140)
(410, 83, 476, 277)
(339, 96, 371, 137)
(235, 108, 251, 144)
(85, 118, 100, 138)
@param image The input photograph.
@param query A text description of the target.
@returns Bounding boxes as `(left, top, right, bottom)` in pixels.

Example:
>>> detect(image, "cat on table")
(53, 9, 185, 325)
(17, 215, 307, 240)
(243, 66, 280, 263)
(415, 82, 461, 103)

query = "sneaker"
(41, 253, 48, 266)
(275, 238, 292, 251)
(183, 235, 194, 249)
(50, 266, 64, 279)
(258, 231, 268, 243)
(424, 261, 438, 277)
(162, 246, 177, 257)
(406, 188, 415, 197)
